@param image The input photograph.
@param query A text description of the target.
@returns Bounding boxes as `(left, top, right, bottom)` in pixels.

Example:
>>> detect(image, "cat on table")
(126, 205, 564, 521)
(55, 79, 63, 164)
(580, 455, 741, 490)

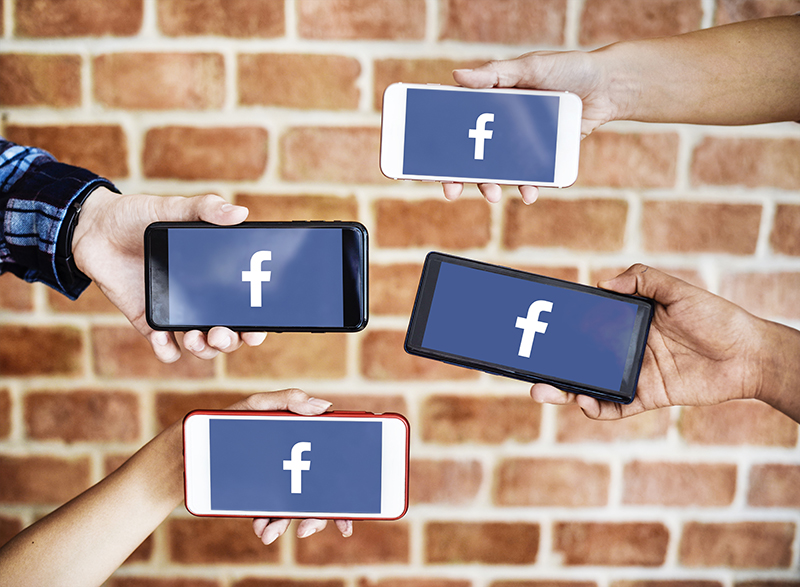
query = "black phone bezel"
(404, 252, 654, 404)
(144, 221, 368, 332)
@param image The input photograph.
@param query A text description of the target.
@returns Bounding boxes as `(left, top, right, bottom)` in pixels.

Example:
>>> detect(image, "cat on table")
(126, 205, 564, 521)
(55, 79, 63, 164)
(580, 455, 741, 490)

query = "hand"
(442, 49, 626, 204)
(226, 389, 354, 545)
(71, 187, 267, 363)
(530, 264, 767, 419)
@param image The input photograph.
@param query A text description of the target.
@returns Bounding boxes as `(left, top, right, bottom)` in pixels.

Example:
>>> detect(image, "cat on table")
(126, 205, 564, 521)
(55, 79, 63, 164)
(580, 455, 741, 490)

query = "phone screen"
(184, 412, 410, 519)
(145, 222, 367, 331)
(403, 87, 560, 183)
(405, 253, 654, 403)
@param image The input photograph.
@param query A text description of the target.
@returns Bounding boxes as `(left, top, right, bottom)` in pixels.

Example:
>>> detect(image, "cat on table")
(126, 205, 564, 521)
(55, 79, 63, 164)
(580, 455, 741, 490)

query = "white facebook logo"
(283, 441, 311, 494)
(241, 250, 272, 307)
(515, 300, 553, 358)
(468, 112, 495, 160)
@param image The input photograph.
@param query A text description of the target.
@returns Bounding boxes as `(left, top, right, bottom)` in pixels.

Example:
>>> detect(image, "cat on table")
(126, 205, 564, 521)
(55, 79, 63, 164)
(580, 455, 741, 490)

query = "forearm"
(0, 422, 184, 587)
(753, 320, 800, 424)
(595, 15, 800, 126)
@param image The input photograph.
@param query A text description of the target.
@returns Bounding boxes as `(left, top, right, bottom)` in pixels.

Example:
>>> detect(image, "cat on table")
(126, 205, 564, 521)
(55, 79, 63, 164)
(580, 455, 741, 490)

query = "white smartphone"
(380, 83, 583, 188)
(183, 410, 410, 520)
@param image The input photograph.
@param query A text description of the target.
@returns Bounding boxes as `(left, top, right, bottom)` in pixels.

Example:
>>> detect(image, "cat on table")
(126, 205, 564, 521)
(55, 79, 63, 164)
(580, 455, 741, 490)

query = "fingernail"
(154, 331, 169, 346)
(299, 527, 317, 539)
(453, 68, 472, 74)
(308, 398, 332, 410)
(263, 529, 279, 545)
(218, 334, 233, 350)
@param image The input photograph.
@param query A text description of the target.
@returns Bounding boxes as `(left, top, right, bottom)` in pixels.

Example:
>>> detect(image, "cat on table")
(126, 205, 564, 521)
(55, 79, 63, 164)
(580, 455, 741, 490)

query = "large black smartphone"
(145, 221, 368, 332)
(405, 252, 654, 404)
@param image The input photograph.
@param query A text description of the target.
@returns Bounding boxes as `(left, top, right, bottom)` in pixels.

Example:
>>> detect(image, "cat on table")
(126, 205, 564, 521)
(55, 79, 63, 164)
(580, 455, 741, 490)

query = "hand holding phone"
(380, 83, 582, 197)
(145, 221, 368, 332)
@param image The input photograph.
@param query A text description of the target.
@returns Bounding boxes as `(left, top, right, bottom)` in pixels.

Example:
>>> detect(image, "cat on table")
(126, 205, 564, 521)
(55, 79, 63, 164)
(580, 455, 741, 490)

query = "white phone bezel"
(380, 82, 582, 188)
(183, 412, 409, 519)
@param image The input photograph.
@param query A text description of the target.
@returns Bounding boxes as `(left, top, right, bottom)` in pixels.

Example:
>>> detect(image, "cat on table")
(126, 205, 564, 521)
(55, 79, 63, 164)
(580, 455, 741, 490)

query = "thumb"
(155, 194, 249, 226)
(233, 388, 333, 416)
(453, 53, 543, 90)
(599, 263, 693, 308)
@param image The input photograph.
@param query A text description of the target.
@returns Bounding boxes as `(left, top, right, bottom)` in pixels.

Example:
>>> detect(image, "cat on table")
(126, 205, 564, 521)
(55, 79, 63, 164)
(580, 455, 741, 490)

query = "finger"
(530, 383, 578, 405)
(254, 518, 291, 545)
(442, 182, 464, 201)
(478, 183, 502, 203)
(148, 330, 182, 363)
(297, 518, 328, 539)
(207, 327, 244, 354)
(241, 332, 268, 347)
(336, 519, 354, 537)
(519, 185, 539, 204)
(453, 55, 535, 89)
(599, 263, 693, 308)
(232, 388, 333, 415)
(155, 194, 249, 226)
(182, 330, 221, 360)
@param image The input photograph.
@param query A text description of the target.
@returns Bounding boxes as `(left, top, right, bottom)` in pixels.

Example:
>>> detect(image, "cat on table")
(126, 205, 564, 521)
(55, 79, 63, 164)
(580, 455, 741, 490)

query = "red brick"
(91, 326, 215, 379)
(281, 127, 385, 184)
(716, 0, 800, 24)
(296, 521, 409, 565)
(0, 389, 9, 439)
(360, 330, 479, 381)
(747, 464, 800, 507)
(375, 199, 491, 249)
(554, 522, 669, 566)
(169, 517, 279, 564)
(504, 198, 628, 251)
(0, 454, 90, 504)
(680, 401, 798, 446)
(679, 521, 795, 568)
(719, 271, 800, 320)
(577, 132, 679, 188)
(0, 54, 81, 106)
(158, 0, 284, 37)
(556, 404, 670, 442)
(642, 201, 761, 254)
(0, 515, 22, 548)
(495, 458, 610, 507)
(24, 389, 139, 443)
(0, 324, 83, 376)
(691, 137, 800, 190)
(0, 273, 33, 311)
(15, 0, 142, 37)
(770, 204, 800, 255)
(5, 124, 128, 178)
(425, 522, 539, 564)
(143, 126, 267, 180)
(156, 391, 249, 430)
(361, 580, 469, 587)
(108, 578, 218, 587)
(579, 0, 702, 45)
(493, 582, 597, 587)
(235, 580, 343, 587)
(622, 461, 737, 506)
(612, 582, 721, 587)
(93, 53, 224, 110)
(298, 0, 425, 40)
(47, 282, 117, 314)
(226, 333, 347, 379)
(422, 395, 541, 444)
(234, 194, 359, 222)
(373, 58, 485, 111)
(239, 54, 360, 109)
(410, 459, 482, 505)
(440, 0, 566, 45)
(370, 263, 423, 316)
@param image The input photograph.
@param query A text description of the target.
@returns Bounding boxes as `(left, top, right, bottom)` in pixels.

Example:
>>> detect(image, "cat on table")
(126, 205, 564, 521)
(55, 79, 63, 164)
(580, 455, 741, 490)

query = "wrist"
(751, 318, 800, 422)
(71, 186, 121, 282)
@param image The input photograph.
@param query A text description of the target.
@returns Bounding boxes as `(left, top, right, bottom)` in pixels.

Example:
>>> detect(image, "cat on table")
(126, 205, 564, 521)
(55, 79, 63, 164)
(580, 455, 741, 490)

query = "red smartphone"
(183, 410, 410, 520)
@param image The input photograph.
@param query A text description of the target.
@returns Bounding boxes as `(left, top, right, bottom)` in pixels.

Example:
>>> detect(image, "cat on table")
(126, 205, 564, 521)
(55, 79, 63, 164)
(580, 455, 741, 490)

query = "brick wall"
(2, 0, 800, 585)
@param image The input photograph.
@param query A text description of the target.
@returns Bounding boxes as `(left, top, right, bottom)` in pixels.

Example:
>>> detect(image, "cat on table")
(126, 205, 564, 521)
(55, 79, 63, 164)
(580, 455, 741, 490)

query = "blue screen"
(403, 88, 559, 182)
(209, 418, 383, 514)
(421, 262, 639, 392)
(167, 228, 344, 327)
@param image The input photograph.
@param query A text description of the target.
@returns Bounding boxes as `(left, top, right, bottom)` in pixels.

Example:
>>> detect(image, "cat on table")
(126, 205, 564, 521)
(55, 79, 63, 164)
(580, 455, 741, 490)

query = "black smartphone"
(144, 221, 368, 332)
(405, 252, 654, 404)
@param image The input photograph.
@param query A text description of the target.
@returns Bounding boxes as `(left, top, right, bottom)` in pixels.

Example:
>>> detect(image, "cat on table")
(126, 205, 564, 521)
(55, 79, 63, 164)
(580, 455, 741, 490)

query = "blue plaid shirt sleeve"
(0, 138, 118, 299)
